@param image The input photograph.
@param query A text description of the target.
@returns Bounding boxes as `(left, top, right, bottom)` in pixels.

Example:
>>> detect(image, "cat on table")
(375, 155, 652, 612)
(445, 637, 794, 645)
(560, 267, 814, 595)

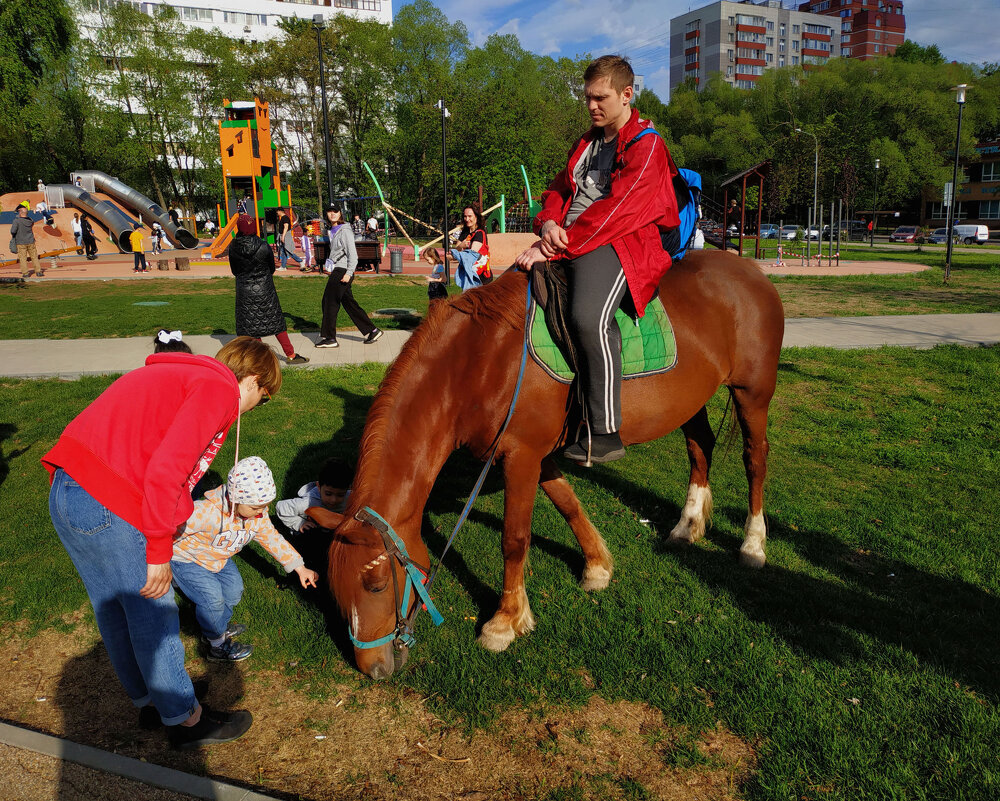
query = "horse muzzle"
(358, 641, 409, 680)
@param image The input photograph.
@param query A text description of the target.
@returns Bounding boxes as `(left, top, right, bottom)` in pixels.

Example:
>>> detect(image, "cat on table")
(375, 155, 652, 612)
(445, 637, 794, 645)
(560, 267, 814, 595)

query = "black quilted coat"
(229, 234, 285, 337)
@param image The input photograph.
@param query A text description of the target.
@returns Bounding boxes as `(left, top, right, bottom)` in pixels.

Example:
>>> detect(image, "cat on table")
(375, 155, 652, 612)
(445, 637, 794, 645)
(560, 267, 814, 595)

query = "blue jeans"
(48, 469, 198, 726)
(171, 559, 244, 641)
(279, 244, 302, 268)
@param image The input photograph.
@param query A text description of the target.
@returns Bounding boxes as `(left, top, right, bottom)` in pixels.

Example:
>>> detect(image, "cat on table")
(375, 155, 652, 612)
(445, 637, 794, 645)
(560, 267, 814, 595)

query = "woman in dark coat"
(229, 215, 308, 364)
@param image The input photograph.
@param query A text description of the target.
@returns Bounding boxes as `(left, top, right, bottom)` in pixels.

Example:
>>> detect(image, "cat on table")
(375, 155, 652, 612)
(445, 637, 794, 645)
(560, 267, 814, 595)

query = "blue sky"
(418, 0, 1000, 99)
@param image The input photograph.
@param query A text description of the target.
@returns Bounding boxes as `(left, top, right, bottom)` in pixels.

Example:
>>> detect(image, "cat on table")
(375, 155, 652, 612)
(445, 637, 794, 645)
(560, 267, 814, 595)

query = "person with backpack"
(513, 55, 680, 464)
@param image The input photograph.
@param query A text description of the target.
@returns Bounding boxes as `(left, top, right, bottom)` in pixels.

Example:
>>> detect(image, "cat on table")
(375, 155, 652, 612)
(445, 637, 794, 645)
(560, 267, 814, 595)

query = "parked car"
(805, 226, 822, 241)
(780, 225, 801, 240)
(952, 224, 990, 245)
(759, 223, 779, 239)
(888, 226, 923, 243)
(926, 227, 953, 244)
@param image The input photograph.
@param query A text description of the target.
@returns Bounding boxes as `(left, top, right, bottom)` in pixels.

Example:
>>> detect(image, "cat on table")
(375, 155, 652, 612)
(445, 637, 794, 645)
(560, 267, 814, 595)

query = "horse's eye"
(368, 582, 389, 594)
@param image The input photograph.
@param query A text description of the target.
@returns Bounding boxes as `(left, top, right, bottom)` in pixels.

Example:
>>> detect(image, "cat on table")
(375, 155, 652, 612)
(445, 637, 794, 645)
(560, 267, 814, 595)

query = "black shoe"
(315, 338, 339, 348)
(169, 705, 253, 749)
(139, 704, 161, 730)
(562, 432, 625, 465)
(364, 328, 383, 344)
(288, 354, 309, 364)
(206, 637, 252, 661)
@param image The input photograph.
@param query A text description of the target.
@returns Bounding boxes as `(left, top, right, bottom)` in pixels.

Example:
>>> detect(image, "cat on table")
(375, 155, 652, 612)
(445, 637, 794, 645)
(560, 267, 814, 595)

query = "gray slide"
(73, 170, 198, 250)
(51, 183, 140, 252)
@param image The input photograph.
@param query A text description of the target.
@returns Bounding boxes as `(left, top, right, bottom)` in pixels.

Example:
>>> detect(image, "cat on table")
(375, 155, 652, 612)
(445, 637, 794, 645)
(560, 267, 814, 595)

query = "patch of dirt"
(0, 619, 756, 800)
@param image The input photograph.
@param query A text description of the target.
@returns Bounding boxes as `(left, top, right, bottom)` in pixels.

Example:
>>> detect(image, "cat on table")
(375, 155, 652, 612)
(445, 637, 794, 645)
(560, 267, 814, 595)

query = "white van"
(952, 224, 990, 245)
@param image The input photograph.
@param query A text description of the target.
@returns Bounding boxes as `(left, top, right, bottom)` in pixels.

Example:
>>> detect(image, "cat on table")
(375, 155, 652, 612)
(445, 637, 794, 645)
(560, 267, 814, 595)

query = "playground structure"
(204, 98, 292, 258)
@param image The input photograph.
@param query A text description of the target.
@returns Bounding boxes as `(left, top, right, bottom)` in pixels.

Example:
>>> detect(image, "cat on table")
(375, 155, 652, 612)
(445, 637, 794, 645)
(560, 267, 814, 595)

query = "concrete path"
(1, 314, 998, 380)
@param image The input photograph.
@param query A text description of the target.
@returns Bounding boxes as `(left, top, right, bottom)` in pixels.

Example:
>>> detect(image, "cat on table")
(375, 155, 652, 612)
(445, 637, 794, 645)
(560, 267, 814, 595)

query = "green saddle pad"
(528, 296, 677, 384)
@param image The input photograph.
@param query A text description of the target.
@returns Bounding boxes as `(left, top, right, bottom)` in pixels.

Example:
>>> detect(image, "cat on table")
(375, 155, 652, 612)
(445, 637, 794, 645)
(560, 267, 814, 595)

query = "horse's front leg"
(478, 452, 541, 653)
(538, 457, 613, 590)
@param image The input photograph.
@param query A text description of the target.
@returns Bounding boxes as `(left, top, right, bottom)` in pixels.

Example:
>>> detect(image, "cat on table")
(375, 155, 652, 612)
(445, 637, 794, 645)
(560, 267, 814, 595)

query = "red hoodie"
(42, 353, 241, 564)
(534, 108, 680, 317)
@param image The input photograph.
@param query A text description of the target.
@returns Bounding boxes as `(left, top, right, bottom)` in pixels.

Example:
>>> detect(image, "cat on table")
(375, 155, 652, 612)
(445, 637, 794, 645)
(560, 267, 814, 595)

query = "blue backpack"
(625, 127, 702, 261)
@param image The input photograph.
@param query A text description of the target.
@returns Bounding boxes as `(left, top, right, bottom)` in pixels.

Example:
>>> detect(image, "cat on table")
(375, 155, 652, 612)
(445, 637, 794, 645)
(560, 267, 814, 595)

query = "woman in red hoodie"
(42, 337, 280, 748)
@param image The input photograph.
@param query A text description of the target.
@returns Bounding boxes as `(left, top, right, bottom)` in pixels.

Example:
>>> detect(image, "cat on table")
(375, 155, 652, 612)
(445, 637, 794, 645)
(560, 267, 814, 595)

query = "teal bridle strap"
(347, 506, 444, 650)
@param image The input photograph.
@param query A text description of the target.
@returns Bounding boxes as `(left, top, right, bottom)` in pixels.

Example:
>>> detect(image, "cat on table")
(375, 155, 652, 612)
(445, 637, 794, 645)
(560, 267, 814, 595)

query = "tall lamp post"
(313, 14, 334, 206)
(945, 84, 969, 283)
(795, 127, 818, 259)
(435, 99, 451, 284)
(871, 158, 880, 248)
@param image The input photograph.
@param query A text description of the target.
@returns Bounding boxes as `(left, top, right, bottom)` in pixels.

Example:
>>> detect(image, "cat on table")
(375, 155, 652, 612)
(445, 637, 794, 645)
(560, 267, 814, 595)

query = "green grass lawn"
(1, 247, 998, 340)
(2, 346, 998, 799)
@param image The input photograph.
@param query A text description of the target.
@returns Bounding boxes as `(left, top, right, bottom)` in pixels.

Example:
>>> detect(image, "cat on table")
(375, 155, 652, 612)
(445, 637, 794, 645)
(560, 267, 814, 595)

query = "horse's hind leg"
(730, 387, 771, 568)
(539, 457, 614, 591)
(668, 406, 715, 545)
(479, 453, 540, 653)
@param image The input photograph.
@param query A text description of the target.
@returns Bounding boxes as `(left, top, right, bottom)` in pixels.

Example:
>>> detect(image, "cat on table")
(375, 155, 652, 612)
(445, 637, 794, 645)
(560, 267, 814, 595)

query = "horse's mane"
(329, 269, 528, 585)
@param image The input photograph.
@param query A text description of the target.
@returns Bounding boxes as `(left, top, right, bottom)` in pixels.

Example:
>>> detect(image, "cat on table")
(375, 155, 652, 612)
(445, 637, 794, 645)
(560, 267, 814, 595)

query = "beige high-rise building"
(670, 1, 840, 92)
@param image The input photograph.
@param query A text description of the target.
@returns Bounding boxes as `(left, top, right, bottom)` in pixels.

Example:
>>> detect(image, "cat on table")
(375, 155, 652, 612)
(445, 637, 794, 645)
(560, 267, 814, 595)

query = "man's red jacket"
(534, 108, 680, 317)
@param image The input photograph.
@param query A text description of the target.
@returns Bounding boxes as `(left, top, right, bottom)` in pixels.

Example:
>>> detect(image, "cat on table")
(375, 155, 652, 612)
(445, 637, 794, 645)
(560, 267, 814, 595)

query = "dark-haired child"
(276, 458, 353, 533)
(153, 329, 193, 354)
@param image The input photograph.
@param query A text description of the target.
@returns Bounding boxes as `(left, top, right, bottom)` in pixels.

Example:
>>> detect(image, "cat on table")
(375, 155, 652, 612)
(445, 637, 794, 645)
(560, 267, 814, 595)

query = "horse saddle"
(528, 262, 678, 385)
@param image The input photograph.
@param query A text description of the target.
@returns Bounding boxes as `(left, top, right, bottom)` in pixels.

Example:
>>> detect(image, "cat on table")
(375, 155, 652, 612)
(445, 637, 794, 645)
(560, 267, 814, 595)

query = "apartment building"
(798, 0, 905, 60)
(670, 1, 841, 92)
(922, 139, 1000, 234)
(79, 0, 391, 44)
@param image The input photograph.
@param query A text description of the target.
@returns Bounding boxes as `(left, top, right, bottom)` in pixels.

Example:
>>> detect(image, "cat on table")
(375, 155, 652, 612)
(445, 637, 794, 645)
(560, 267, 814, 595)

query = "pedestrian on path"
(11, 203, 43, 279)
(130, 223, 149, 272)
(230, 214, 309, 364)
(277, 207, 302, 271)
(80, 214, 98, 260)
(316, 204, 382, 349)
(72, 213, 83, 253)
(42, 337, 280, 748)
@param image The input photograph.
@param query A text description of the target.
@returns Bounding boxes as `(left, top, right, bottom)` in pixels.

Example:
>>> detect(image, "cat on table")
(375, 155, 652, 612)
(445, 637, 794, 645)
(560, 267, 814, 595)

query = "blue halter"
(347, 279, 533, 651)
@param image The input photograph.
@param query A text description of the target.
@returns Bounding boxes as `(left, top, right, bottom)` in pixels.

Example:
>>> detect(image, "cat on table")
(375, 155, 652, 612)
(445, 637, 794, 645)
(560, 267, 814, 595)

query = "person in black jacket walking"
(229, 215, 308, 364)
(80, 214, 98, 259)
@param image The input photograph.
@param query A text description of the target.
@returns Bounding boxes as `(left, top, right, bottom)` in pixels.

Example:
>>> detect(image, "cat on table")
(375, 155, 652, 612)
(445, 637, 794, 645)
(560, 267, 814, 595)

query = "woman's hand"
(140, 562, 173, 599)
(340, 274, 351, 283)
(513, 244, 548, 272)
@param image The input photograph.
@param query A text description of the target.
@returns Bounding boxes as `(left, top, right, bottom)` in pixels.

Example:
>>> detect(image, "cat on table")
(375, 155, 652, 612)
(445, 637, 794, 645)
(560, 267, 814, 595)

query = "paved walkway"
(1, 314, 998, 380)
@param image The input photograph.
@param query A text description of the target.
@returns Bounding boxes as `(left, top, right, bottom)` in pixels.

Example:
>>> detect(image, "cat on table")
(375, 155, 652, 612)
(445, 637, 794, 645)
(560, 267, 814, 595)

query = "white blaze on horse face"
(740, 511, 767, 568)
(350, 604, 360, 638)
(669, 483, 713, 544)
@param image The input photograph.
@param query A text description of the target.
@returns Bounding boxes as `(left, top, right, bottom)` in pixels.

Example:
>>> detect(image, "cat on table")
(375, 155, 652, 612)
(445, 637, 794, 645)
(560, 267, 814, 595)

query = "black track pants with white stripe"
(567, 244, 629, 435)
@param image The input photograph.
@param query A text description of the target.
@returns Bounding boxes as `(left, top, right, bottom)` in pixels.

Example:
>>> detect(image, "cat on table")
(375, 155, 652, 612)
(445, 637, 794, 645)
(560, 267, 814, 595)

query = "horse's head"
(310, 506, 423, 680)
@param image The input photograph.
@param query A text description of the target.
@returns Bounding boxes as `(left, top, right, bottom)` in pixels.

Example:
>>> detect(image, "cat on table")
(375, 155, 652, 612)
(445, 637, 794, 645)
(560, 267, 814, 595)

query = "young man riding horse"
(515, 55, 680, 464)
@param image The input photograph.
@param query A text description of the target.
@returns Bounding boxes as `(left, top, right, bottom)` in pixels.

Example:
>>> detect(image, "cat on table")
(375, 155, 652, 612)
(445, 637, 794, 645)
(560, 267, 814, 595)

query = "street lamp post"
(945, 84, 969, 283)
(435, 99, 451, 284)
(795, 128, 818, 260)
(871, 158, 880, 248)
(313, 14, 334, 207)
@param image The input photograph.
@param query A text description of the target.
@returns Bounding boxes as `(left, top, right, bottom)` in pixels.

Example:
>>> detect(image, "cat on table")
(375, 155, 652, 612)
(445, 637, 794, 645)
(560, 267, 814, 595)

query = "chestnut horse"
(312, 250, 784, 679)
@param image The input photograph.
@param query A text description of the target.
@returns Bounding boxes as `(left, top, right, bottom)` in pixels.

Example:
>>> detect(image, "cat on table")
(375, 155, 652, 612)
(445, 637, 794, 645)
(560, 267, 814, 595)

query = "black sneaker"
(139, 704, 161, 730)
(206, 637, 253, 662)
(563, 432, 626, 465)
(364, 328, 384, 344)
(315, 338, 339, 348)
(203, 623, 246, 643)
(288, 354, 310, 364)
(169, 705, 253, 749)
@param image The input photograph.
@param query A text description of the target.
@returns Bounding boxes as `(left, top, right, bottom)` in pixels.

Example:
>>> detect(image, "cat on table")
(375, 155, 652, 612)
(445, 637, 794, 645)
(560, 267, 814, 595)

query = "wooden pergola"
(721, 160, 771, 259)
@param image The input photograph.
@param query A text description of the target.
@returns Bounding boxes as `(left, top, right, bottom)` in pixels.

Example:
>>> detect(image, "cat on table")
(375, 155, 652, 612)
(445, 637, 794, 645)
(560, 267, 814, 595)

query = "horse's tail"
(716, 391, 740, 461)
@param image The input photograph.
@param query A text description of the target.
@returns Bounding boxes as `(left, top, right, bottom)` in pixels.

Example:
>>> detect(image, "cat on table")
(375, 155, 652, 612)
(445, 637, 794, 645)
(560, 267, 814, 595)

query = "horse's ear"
(306, 507, 345, 531)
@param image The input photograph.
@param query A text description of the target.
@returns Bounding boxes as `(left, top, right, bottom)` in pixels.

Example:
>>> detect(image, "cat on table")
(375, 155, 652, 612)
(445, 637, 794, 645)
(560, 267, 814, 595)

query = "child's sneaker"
(224, 623, 247, 638)
(206, 636, 252, 662)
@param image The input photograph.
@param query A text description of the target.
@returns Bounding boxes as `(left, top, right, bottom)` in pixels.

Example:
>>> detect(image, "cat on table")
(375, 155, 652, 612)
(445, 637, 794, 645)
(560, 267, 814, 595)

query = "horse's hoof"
(667, 527, 697, 545)
(581, 564, 611, 591)
(478, 620, 516, 652)
(739, 544, 767, 569)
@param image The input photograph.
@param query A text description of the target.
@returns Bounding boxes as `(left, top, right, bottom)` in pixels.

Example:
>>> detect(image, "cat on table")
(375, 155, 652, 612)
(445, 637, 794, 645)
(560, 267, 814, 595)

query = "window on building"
(983, 162, 1000, 181)
(793, 40, 799, 51)
(728, 32, 734, 41)
(981, 200, 1000, 219)
(841, 33, 850, 43)
(793, 24, 800, 33)
(727, 66, 733, 76)
(766, 35, 774, 45)
(728, 16, 735, 25)
(804, 23, 832, 35)
(334, 0, 382, 8)
(792, 55, 799, 65)
(876, 16, 882, 26)
(842, 46, 851, 56)
(766, 20, 774, 31)
(736, 14, 765, 26)
(875, 30, 882, 40)
(686, 19, 700, 33)
(736, 79, 756, 89)
(842, 21, 851, 31)
(778, 55, 785, 67)
(779, 39, 785, 52)
(181, 6, 213, 22)
(728, 49, 734, 61)
(686, 52, 698, 64)
(779, 23, 785, 36)
(737, 47, 759, 59)
(874, 44, 880, 53)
